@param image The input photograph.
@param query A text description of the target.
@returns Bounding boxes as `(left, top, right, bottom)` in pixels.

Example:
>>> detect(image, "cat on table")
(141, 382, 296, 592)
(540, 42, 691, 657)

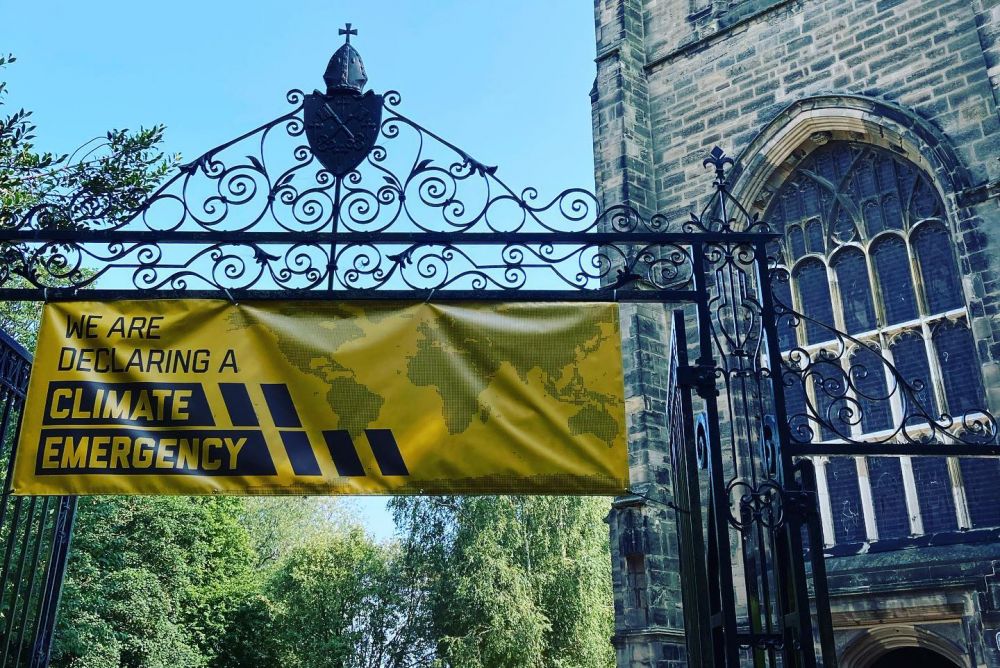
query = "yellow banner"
(13, 300, 627, 496)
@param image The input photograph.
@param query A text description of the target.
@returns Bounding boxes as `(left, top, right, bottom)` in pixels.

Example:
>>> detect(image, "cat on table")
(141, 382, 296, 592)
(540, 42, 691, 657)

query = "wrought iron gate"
(1, 31, 998, 667)
(0, 330, 76, 668)
(657, 153, 1000, 666)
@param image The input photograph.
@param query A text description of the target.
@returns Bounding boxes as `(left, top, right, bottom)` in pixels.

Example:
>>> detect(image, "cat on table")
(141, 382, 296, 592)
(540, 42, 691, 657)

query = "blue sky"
(4, 1, 599, 540)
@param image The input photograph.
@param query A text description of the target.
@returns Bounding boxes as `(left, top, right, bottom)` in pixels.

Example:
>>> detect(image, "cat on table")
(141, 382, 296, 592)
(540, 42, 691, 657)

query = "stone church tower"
(594, 0, 1000, 665)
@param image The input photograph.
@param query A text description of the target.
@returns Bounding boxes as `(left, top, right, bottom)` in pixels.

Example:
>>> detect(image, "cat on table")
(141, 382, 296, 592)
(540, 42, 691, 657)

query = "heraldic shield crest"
(304, 89, 383, 178)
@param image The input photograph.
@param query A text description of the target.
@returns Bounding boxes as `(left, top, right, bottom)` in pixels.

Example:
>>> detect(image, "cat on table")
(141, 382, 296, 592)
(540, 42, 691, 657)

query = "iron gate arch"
(1, 31, 998, 667)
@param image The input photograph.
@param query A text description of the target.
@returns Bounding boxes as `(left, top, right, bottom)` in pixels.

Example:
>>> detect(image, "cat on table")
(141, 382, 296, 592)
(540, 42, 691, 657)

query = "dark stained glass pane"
(826, 457, 866, 544)
(768, 203, 786, 236)
(911, 457, 958, 533)
(867, 457, 909, 539)
(895, 160, 917, 207)
(850, 345, 893, 433)
(783, 188, 801, 222)
(782, 368, 812, 443)
(882, 194, 903, 231)
(812, 355, 851, 440)
(831, 205, 857, 243)
(794, 259, 835, 344)
(876, 153, 897, 197)
(933, 321, 984, 415)
(871, 235, 918, 324)
(818, 187, 834, 222)
(913, 224, 963, 313)
(959, 458, 1000, 528)
(911, 178, 941, 221)
(833, 144, 854, 178)
(815, 150, 837, 182)
(788, 225, 806, 259)
(767, 239, 785, 265)
(806, 219, 824, 254)
(833, 248, 876, 334)
(801, 179, 820, 217)
(863, 200, 883, 237)
(857, 158, 877, 198)
(889, 331, 937, 418)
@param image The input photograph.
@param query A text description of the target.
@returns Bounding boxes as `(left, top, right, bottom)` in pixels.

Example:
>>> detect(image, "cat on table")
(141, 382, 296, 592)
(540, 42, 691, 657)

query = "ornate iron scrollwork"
(770, 266, 998, 447)
(0, 81, 700, 298)
(686, 146, 770, 235)
(728, 478, 786, 532)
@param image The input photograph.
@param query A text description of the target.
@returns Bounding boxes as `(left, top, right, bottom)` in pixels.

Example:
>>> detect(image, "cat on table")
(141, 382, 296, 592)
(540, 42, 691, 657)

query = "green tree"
(392, 496, 615, 668)
(0, 53, 174, 351)
(214, 521, 435, 668)
(238, 496, 356, 571)
(52, 497, 259, 667)
(0, 54, 172, 230)
(266, 528, 383, 666)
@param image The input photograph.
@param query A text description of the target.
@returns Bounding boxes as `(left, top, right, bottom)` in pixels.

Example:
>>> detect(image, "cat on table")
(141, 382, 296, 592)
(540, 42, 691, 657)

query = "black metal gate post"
(691, 236, 743, 667)
(667, 149, 841, 667)
(28, 496, 77, 668)
(753, 236, 835, 667)
(668, 309, 713, 666)
(0, 329, 76, 668)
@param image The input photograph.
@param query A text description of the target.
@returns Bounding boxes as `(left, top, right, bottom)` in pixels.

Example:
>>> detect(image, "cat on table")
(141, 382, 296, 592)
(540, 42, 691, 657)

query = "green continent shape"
(405, 306, 622, 445)
(567, 404, 620, 443)
(227, 308, 384, 438)
(406, 321, 498, 434)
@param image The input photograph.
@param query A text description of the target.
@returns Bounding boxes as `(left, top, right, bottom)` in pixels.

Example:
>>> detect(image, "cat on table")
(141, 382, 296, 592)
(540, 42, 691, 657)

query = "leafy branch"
(0, 54, 179, 230)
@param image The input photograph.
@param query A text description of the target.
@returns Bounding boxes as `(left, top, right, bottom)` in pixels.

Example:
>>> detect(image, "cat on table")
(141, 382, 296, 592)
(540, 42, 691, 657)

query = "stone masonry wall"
(592, 0, 688, 665)
(592, 0, 1000, 664)
(635, 0, 1000, 527)
(643, 0, 999, 207)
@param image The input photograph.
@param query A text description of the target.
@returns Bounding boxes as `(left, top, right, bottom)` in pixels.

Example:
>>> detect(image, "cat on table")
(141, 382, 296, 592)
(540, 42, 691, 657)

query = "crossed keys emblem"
(304, 89, 383, 178)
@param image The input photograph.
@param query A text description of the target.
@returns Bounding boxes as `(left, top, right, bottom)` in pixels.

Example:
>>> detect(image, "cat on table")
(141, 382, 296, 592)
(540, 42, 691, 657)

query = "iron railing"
(0, 329, 76, 668)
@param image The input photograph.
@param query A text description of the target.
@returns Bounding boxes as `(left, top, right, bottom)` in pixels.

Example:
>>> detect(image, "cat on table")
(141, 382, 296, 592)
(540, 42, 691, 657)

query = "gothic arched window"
(763, 141, 994, 542)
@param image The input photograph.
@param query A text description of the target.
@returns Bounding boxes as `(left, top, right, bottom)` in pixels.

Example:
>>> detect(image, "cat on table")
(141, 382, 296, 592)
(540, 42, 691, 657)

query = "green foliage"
(237, 496, 355, 571)
(52, 497, 256, 667)
(0, 55, 175, 352)
(50, 495, 615, 668)
(0, 272, 96, 352)
(266, 528, 383, 665)
(0, 274, 42, 350)
(392, 496, 615, 668)
(1, 55, 616, 668)
(0, 54, 176, 229)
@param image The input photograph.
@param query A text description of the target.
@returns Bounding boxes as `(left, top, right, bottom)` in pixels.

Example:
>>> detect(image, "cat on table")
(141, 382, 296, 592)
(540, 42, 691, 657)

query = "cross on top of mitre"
(339, 23, 357, 44)
(324, 22, 367, 93)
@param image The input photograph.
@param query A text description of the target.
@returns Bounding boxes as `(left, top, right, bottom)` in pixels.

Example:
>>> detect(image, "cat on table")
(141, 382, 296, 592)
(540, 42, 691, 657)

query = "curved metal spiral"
(0, 90, 730, 295)
(769, 265, 998, 446)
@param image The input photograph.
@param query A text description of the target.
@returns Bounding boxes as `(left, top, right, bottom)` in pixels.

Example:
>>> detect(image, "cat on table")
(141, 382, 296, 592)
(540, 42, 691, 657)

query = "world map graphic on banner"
(13, 300, 627, 496)
(248, 303, 623, 443)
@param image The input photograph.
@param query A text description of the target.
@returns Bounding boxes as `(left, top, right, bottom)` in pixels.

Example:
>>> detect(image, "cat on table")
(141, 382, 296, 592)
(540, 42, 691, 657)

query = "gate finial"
(324, 22, 368, 93)
(339, 23, 357, 44)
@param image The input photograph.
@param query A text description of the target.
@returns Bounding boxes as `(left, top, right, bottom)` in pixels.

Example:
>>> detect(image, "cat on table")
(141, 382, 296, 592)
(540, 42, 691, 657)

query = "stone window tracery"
(763, 141, 995, 544)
